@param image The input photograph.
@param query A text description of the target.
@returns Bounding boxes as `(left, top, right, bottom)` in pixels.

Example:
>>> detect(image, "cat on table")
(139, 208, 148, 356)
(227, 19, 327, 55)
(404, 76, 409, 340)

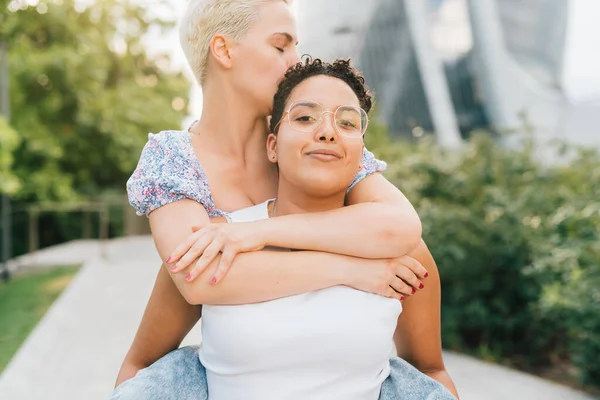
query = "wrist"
(330, 253, 359, 287)
(252, 219, 272, 249)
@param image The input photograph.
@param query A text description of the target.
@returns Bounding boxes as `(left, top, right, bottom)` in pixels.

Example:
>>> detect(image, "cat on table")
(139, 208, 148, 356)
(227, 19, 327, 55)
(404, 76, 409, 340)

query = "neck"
(192, 77, 269, 162)
(273, 179, 346, 217)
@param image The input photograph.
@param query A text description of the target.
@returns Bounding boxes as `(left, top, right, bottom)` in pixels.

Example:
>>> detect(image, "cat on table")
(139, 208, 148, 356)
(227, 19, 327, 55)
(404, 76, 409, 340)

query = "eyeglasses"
(273, 101, 369, 138)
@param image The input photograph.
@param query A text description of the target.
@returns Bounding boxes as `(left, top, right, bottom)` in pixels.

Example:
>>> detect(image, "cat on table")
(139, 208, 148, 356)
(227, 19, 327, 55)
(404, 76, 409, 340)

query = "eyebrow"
(273, 32, 299, 45)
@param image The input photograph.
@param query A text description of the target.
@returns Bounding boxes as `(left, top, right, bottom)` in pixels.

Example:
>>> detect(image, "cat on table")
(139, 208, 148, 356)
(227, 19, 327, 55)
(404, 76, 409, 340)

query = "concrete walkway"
(0, 237, 596, 400)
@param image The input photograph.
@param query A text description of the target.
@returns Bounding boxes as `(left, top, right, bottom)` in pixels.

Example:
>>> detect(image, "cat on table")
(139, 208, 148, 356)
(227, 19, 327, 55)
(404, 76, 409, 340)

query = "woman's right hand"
(344, 255, 429, 301)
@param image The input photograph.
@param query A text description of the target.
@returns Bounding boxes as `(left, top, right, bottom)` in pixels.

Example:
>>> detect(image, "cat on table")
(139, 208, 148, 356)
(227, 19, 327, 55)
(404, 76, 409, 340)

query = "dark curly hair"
(270, 57, 373, 133)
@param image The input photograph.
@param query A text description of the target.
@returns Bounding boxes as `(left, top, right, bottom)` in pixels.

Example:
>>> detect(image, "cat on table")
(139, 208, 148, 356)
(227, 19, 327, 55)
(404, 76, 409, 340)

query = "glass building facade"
(297, 0, 598, 149)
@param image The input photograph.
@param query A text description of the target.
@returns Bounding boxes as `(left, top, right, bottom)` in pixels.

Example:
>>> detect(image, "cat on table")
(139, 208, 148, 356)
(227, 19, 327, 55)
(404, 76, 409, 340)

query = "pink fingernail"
(211, 277, 217, 284)
(185, 273, 192, 281)
(170, 266, 177, 272)
(166, 257, 172, 264)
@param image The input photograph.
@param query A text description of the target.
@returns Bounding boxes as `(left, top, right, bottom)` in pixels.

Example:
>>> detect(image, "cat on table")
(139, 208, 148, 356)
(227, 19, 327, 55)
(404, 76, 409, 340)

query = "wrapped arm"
(259, 148, 421, 258)
(394, 240, 459, 398)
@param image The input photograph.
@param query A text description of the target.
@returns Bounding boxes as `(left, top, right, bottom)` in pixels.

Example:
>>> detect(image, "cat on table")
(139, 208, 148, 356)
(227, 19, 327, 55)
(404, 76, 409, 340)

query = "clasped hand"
(166, 222, 428, 300)
(167, 222, 266, 284)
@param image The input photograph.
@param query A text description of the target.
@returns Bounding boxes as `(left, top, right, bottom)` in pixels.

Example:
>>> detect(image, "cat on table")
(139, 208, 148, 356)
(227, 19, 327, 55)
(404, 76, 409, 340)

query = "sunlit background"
(0, 1, 599, 399)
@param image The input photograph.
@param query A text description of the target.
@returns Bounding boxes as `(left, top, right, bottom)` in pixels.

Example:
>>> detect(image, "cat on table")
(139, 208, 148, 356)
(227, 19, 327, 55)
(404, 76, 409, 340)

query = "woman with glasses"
(112, 0, 459, 399)
(171, 58, 457, 399)
(114, 56, 457, 400)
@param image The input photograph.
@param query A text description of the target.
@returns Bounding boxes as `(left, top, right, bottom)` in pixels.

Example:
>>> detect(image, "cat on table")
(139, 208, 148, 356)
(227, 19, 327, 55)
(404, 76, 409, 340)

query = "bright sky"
(153, 0, 600, 107)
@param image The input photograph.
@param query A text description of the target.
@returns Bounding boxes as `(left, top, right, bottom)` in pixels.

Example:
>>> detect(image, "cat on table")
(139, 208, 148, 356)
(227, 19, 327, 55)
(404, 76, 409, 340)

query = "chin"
(297, 175, 350, 198)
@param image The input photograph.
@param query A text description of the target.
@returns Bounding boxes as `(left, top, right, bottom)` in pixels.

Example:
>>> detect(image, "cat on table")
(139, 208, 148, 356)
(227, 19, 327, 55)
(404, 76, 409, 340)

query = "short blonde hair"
(179, 0, 291, 85)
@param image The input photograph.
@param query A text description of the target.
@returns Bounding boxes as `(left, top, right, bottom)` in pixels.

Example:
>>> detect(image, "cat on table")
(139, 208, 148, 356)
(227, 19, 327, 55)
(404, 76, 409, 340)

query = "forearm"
(260, 202, 421, 259)
(394, 240, 457, 397)
(424, 370, 459, 399)
(178, 250, 350, 305)
(115, 266, 201, 387)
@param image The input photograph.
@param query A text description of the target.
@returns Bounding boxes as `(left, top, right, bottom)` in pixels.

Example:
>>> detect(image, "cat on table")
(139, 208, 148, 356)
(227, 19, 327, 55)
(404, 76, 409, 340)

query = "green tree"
(0, 0, 190, 257)
(367, 125, 600, 389)
(0, 115, 21, 195)
(1, 0, 190, 201)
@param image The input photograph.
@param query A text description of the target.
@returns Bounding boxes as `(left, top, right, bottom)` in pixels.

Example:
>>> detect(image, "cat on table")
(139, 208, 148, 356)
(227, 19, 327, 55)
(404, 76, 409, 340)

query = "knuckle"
(409, 275, 421, 287)
(223, 233, 235, 244)
(403, 271, 414, 282)
(378, 283, 389, 294)
(395, 283, 408, 295)
(411, 262, 421, 273)
(195, 257, 208, 269)
(394, 278, 405, 289)
(385, 270, 395, 281)
(412, 261, 423, 272)
(220, 257, 231, 268)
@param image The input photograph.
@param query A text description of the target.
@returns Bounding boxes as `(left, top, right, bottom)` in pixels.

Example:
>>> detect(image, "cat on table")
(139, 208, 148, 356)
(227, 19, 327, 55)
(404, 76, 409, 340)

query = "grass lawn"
(0, 266, 80, 373)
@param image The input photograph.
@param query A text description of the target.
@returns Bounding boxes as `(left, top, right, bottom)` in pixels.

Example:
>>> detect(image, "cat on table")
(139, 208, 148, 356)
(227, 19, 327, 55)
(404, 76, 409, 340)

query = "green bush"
(367, 128, 600, 388)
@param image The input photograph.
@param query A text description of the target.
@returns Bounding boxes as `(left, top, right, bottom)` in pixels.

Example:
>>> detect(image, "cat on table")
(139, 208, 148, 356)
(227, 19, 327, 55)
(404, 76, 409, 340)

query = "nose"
(288, 51, 301, 67)
(314, 111, 338, 143)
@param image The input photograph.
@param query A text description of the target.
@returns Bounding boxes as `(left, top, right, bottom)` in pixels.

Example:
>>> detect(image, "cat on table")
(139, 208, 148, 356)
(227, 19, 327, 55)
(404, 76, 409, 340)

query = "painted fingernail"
(411, 287, 416, 294)
(424, 272, 429, 278)
(419, 282, 425, 289)
(211, 277, 217, 284)
(166, 257, 172, 264)
(170, 265, 178, 272)
(400, 296, 405, 301)
(185, 273, 192, 281)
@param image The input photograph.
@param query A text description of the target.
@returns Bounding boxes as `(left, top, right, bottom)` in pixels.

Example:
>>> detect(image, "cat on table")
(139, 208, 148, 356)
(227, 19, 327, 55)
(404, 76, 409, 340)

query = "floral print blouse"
(126, 129, 387, 217)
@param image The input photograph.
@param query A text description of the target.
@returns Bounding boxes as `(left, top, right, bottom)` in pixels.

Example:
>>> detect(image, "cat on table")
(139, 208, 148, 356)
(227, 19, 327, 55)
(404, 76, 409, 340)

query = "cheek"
(251, 52, 288, 100)
(260, 51, 289, 80)
(345, 142, 364, 166)
(275, 134, 304, 167)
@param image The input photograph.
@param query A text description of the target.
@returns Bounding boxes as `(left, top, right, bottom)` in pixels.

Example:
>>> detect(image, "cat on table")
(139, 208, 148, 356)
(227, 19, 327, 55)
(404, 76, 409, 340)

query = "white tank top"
(199, 200, 402, 400)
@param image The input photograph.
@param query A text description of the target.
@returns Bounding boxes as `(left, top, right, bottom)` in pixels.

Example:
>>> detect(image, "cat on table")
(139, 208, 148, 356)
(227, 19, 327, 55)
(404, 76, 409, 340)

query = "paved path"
(0, 237, 596, 399)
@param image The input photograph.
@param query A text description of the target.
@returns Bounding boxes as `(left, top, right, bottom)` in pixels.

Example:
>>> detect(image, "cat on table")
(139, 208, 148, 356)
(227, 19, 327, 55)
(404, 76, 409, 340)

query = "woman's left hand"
(166, 222, 266, 283)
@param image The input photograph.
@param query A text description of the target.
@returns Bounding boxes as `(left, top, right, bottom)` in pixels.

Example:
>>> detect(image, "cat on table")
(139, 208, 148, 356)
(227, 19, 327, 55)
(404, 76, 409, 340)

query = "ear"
(266, 133, 278, 163)
(209, 34, 234, 70)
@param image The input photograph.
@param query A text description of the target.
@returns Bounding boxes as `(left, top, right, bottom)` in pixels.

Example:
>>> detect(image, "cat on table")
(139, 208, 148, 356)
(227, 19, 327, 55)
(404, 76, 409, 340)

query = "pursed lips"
(305, 149, 343, 161)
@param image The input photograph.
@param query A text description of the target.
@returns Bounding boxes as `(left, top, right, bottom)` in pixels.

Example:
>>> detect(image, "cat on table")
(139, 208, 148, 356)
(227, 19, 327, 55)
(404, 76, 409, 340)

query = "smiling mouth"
(306, 150, 342, 161)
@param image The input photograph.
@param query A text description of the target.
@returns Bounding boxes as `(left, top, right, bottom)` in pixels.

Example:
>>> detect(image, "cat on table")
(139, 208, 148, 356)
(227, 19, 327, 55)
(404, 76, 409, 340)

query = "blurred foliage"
(0, 116, 21, 195)
(366, 123, 600, 388)
(0, 0, 189, 257)
(0, 0, 189, 201)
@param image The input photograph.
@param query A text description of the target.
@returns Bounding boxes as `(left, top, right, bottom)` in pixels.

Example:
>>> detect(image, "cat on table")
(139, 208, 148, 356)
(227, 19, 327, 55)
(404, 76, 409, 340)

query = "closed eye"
(275, 46, 284, 53)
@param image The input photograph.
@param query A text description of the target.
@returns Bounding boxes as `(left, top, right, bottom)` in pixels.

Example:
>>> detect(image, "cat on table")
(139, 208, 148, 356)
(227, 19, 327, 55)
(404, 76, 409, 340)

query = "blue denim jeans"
(110, 346, 456, 400)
